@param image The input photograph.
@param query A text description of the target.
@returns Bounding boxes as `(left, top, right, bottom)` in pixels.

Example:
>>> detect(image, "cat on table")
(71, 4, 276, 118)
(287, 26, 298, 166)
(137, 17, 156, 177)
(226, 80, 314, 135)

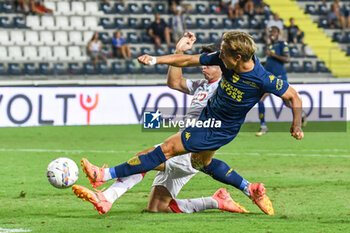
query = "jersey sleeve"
(186, 79, 202, 95)
(261, 72, 289, 97)
(281, 41, 289, 55)
(199, 51, 221, 66)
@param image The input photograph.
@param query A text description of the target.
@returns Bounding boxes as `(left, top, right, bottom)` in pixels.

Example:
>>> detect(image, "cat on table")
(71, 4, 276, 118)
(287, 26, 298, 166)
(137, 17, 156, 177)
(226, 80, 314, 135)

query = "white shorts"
(152, 153, 199, 199)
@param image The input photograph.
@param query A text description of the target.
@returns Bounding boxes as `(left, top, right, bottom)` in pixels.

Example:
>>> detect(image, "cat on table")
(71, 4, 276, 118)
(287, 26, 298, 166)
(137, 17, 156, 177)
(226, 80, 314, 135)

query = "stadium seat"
(53, 63, 67, 75)
(97, 63, 111, 74)
(141, 47, 153, 55)
(195, 4, 207, 14)
(248, 18, 259, 29)
(85, 16, 100, 30)
(44, 1, 56, 12)
(305, 4, 316, 14)
(196, 33, 207, 43)
(332, 32, 342, 42)
(111, 62, 125, 74)
(54, 31, 69, 46)
(184, 17, 194, 29)
(0, 30, 11, 46)
(8, 63, 22, 75)
(183, 66, 200, 74)
(115, 3, 127, 14)
(8, 46, 24, 61)
(72, 2, 86, 15)
(68, 46, 84, 61)
(1, 2, 14, 14)
(318, 18, 328, 28)
(209, 32, 221, 43)
(69, 31, 83, 46)
(289, 46, 300, 57)
(142, 65, 155, 74)
(0, 63, 6, 75)
(56, 16, 70, 30)
(209, 4, 220, 14)
(24, 31, 40, 46)
(127, 32, 139, 44)
(100, 3, 115, 14)
(14, 17, 27, 29)
(40, 31, 54, 46)
(0, 17, 13, 28)
(115, 17, 126, 29)
(100, 17, 115, 29)
(128, 3, 140, 14)
(99, 32, 111, 44)
(289, 61, 301, 72)
(142, 4, 153, 14)
(196, 18, 207, 29)
(128, 18, 138, 28)
(209, 18, 221, 29)
(130, 47, 139, 58)
(23, 46, 38, 60)
(41, 16, 55, 30)
(140, 32, 151, 43)
(56, 2, 71, 15)
(316, 61, 329, 72)
(347, 46, 350, 56)
(68, 63, 83, 75)
(343, 32, 350, 43)
(26, 16, 40, 29)
(126, 61, 140, 73)
(24, 63, 38, 75)
(83, 31, 94, 44)
(10, 31, 24, 45)
(71, 16, 84, 30)
(168, 46, 176, 54)
(84, 63, 98, 75)
(86, 2, 102, 15)
(223, 18, 234, 29)
(141, 18, 152, 29)
(38, 46, 53, 61)
(155, 47, 166, 56)
(39, 63, 52, 75)
(318, 4, 328, 15)
(0, 46, 7, 60)
(155, 64, 167, 74)
(155, 3, 166, 14)
(303, 61, 314, 72)
(234, 18, 245, 28)
(53, 46, 68, 61)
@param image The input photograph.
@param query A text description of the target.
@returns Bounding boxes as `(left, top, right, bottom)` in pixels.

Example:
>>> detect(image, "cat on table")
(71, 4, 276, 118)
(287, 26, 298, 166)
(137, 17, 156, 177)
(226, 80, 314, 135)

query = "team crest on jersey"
(185, 132, 191, 141)
(232, 74, 240, 83)
(269, 75, 275, 83)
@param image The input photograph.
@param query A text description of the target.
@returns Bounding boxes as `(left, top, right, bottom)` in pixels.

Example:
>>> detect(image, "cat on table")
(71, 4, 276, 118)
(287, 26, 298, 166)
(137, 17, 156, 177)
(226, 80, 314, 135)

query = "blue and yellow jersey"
(264, 41, 289, 77)
(199, 51, 289, 127)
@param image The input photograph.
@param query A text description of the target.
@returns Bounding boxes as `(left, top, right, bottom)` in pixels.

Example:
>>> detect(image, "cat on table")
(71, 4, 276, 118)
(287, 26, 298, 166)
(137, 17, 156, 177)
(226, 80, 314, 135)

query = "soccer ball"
(46, 157, 79, 189)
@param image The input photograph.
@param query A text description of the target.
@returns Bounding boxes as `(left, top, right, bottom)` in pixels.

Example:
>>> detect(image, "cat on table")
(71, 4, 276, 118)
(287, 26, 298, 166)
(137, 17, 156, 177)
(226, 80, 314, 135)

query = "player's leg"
(146, 186, 174, 213)
(81, 132, 187, 188)
(256, 93, 269, 136)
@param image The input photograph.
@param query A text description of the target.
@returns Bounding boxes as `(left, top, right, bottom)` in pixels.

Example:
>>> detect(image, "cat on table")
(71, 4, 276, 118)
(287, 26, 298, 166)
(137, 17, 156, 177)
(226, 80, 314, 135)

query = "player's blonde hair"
(222, 31, 256, 62)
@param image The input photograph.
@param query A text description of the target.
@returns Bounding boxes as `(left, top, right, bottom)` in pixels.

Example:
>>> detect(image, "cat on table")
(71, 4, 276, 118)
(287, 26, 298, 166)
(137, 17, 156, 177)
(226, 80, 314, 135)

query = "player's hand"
(290, 125, 304, 140)
(265, 50, 272, 56)
(175, 32, 196, 53)
(137, 54, 155, 65)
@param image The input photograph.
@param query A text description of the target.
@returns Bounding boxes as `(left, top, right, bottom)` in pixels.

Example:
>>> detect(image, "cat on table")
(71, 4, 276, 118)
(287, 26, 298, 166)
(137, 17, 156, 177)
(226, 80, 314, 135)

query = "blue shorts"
(180, 125, 240, 153)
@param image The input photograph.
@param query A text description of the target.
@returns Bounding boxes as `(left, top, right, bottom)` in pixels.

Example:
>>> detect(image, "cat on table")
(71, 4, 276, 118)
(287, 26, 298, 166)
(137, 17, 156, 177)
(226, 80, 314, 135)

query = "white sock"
(103, 173, 144, 203)
(103, 168, 112, 181)
(173, 197, 219, 213)
(242, 182, 251, 197)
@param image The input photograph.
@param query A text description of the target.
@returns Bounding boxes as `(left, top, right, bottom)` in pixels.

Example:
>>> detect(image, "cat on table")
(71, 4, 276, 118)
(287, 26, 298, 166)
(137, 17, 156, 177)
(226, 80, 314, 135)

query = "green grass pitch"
(0, 123, 349, 233)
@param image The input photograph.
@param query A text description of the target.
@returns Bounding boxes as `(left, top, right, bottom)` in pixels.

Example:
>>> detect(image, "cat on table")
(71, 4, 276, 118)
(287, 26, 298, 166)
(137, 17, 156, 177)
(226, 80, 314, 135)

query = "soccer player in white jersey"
(72, 34, 249, 214)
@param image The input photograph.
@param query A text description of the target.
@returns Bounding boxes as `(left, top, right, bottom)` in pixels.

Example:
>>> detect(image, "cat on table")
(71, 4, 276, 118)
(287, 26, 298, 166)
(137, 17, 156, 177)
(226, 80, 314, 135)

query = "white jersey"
(184, 78, 220, 123)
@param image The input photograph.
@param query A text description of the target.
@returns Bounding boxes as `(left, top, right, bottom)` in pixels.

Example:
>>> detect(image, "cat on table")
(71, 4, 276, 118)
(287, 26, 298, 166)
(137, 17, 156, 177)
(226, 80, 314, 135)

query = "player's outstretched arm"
(167, 32, 197, 94)
(281, 86, 304, 140)
(138, 53, 201, 67)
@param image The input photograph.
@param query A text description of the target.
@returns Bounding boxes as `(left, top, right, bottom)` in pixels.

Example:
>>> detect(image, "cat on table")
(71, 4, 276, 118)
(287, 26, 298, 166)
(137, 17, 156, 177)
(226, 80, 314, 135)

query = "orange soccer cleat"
(212, 188, 249, 213)
(81, 158, 107, 188)
(249, 183, 274, 215)
(72, 185, 112, 214)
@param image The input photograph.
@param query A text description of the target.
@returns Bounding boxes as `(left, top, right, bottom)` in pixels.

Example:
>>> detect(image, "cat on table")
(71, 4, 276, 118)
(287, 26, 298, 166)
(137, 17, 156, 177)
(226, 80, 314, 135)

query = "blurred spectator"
(252, 0, 265, 14)
(220, 0, 243, 20)
(29, 0, 53, 15)
(15, 0, 29, 14)
(148, 13, 171, 47)
(242, 0, 254, 17)
(168, 0, 191, 14)
(328, 0, 346, 28)
(88, 32, 107, 67)
(112, 29, 131, 59)
(172, 6, 187, 44)
(287, 18, 305, 45)
(266, 13, 284, 42)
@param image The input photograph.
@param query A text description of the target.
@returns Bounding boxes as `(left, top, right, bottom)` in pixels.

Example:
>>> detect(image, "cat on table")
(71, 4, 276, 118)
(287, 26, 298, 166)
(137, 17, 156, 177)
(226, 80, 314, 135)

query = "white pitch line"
(0, 228, 31, 233)
(0, 148, 349, 158)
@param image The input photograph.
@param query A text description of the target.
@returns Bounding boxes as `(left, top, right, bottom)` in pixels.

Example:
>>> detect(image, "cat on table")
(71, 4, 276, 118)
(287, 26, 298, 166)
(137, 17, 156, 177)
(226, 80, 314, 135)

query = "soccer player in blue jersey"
(256, 26, 290, 136)
(81, 31, 304, 215)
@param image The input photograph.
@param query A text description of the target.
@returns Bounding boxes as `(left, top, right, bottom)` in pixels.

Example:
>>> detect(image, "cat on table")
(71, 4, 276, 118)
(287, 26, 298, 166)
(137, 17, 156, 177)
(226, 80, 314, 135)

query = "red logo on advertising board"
(80, 94, 99, 125)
